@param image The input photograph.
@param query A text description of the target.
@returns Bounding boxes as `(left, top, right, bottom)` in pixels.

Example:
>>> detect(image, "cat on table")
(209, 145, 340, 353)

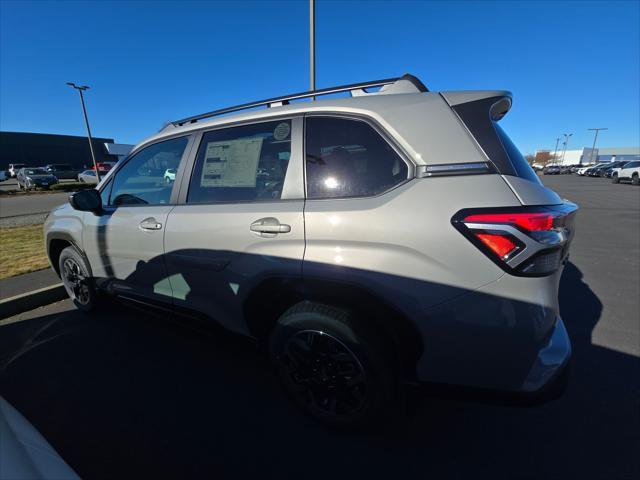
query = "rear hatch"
(441, 91, 563, 206)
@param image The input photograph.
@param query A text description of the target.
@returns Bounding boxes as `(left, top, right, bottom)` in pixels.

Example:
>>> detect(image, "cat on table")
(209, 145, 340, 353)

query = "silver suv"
(44, 74, 577, 427)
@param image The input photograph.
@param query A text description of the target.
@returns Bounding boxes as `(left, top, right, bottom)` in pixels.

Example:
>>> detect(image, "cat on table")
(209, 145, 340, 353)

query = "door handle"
(250, 217, 291, 236)
(139, 217, 163, 231)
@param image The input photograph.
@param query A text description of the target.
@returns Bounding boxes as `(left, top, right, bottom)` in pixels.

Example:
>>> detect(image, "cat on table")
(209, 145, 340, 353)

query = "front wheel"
(270, 302, 398, 429)
(612, 173, 620, 184)
(59, 246, 99, 312)
(632, 173, 640, 186)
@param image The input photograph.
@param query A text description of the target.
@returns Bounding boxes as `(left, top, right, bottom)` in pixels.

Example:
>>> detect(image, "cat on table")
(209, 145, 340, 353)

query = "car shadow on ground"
(0, 261, 638, 479)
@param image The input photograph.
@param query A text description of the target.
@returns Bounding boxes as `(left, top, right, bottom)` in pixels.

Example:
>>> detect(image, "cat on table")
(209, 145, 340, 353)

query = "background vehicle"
(612, 160, 640, 185)
(577, 165, 593, 175)
(0, 170, 6, 181)
(77, 169, 99, 184)
(586, 164, 609, 176)
(164, 168, 176, 183)
(597, 161, 627, 178)
(8, 163, 26, 177)
(45, 163, 78, 179)
(543, 165, 561, 174)
(17, 167, 57, 190)
(0, 397, 79, 479)
(92, 161, 116, 174)
(45, 74, 577, 428)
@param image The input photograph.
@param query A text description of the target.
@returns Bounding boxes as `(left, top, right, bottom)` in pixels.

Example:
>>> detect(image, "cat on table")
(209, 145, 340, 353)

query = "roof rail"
(167, 73, 428, 129)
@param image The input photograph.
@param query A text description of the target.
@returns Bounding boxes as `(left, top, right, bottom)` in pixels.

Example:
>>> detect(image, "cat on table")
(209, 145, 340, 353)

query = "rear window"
(494, 124, 539, 183)
(452, 97, 540, 184)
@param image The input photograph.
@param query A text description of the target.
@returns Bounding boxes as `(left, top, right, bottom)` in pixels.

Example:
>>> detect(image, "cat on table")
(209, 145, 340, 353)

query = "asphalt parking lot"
(0, 175, 638, 479)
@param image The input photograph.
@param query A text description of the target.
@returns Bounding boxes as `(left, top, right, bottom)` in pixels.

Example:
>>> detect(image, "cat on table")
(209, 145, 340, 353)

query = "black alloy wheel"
(281, 330, 367, 418)
(62, 257, 91, 306)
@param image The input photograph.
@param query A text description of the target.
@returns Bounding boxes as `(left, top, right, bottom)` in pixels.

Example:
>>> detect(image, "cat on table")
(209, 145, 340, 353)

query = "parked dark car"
(598, 161, 628, 178)
(16, 167, 58, 190)
(45, 164, 78, 180)
(586, 164, 609, 176)
(543, 165, 561, 175)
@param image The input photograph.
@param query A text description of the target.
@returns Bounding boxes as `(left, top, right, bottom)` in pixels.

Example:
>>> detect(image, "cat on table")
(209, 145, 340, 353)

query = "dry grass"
(0, 224, 50, 279)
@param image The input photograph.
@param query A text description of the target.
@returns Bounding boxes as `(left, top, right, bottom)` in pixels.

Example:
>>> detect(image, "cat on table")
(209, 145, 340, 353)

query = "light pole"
(310, 0, 315, 95)
(552, 137, 560, 166)
(66, 82, 100, 181)
(587, 127, 607, 165)
(561, 133, 573, 165)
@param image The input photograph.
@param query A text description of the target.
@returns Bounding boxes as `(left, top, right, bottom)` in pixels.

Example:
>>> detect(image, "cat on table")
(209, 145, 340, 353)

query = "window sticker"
(273, 122, 291, 141)
(200, 137, 264, 187)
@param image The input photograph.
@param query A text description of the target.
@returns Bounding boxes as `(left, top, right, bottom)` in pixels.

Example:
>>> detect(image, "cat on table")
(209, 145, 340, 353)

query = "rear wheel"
(633, 173, 639, 186)
(270, 301, 398, 429)
(612, 173, 620, 183)
(59, 246, 98, 312)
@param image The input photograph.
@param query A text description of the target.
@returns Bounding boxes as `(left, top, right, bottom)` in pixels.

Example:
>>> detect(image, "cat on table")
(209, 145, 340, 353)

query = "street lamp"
(553, 137, 560, 166)
(587, 128, 607, 165)
(309, 0, 315, 96)
(66, 82, 100, 181)
(561, 133, 573, 165)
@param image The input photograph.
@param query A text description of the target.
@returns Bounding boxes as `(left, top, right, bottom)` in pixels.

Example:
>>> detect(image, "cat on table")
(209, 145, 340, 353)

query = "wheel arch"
(243, 276, 425, 381)
(46, 233, 92, 278)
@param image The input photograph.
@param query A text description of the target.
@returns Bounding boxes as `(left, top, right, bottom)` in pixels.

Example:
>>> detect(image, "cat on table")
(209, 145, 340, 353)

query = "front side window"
(107, 136, 189, 206)
(305, 117, 408, 199)
(187, 120, 292, 203)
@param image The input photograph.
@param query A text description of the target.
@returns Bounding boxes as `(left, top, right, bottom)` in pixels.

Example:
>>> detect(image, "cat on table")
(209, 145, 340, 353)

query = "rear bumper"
(414, 268, 571, 393)
(520, 317, 571, 392)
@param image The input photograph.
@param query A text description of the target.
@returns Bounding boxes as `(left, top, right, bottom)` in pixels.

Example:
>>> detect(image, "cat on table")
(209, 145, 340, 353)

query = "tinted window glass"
(108, 136, 188, 206)
(100, 179, 112, 205)
(187, 120, 291, 203)
(305, 117, 407, 199)
(494, 124, 539, 183)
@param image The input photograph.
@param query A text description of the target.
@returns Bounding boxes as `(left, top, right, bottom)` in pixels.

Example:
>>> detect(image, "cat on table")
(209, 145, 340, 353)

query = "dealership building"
(0, 131, 134, 172)
(535, 146, 640, 166)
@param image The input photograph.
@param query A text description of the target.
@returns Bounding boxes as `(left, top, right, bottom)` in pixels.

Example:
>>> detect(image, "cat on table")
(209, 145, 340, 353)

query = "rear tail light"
(452, 203, 578, 277)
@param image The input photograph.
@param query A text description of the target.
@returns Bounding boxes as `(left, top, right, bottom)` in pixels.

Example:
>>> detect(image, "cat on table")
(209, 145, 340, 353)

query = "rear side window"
(494, 124, 539, 183)
(453, 97, 539, 184)
(305, 117, 407, 199)
(108, 136, 188, 206)
(187, 120, 291, 203)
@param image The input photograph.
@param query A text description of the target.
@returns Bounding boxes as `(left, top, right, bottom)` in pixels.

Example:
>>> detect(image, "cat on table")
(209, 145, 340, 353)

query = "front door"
(164, 118, 305, 335)
(83, 135, 193, 304)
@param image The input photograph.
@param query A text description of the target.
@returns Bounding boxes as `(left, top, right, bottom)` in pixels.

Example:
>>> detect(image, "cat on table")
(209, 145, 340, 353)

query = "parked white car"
(611, 160, 640, 185)
(164, 168, 176, 183)
(77, 170, 99, 184)
(577, 166, 593, 176)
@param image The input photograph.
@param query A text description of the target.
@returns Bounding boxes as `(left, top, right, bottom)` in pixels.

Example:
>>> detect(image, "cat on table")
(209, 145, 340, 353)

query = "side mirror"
(69, 188, 102, 212)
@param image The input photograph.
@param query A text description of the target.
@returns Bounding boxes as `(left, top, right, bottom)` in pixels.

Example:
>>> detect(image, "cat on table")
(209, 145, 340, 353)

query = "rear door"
(164, 117, 305, 335)
(83, 135, 194, 304)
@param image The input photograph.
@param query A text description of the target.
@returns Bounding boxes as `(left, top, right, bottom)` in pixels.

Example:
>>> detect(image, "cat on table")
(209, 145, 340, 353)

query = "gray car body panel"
(43, 81, 573, 393)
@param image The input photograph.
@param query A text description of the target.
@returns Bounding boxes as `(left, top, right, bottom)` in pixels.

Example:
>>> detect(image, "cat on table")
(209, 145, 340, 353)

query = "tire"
(633, 173, 639, 186)
(270, 301, 398, 429)
(59, 246, 99, 312)
(612, 173, 619, 184)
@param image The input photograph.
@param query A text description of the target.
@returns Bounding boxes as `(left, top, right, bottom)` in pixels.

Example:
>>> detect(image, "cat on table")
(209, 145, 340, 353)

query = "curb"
(0, 284, 67, 319)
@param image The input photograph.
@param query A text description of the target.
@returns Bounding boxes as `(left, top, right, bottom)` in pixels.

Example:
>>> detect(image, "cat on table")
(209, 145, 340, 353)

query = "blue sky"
(1, 0, 638, 154)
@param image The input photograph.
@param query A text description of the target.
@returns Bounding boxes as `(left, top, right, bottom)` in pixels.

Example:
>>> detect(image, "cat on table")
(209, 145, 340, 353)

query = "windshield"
(25, 168, 46, 175)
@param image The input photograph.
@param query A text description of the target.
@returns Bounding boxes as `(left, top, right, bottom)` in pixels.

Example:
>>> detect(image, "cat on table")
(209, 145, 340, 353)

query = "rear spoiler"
(440, 91, 513, 120)
(439, 90, 527, 179)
